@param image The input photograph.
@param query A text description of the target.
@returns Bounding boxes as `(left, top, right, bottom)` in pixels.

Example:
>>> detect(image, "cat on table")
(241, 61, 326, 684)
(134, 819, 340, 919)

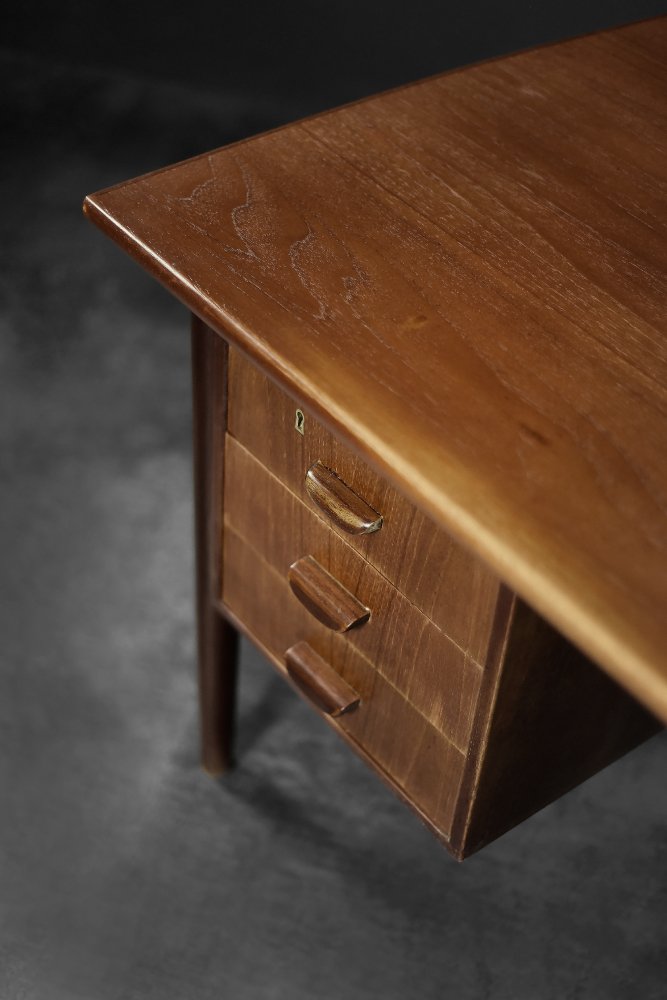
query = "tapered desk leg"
(191, 313, 238, 775)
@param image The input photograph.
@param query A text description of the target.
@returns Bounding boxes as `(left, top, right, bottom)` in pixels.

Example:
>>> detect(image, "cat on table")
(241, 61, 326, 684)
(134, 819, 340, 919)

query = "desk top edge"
(84, 16, 667, 722)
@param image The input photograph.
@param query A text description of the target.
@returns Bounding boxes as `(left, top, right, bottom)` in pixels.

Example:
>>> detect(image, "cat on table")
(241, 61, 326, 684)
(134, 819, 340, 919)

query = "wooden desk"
(84, 18, 666, 858)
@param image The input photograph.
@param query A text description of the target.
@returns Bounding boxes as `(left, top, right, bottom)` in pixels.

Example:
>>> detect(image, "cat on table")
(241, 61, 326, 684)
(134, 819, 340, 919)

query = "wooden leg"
(191, 313, 238, 775)
(197, 606, 239, 775)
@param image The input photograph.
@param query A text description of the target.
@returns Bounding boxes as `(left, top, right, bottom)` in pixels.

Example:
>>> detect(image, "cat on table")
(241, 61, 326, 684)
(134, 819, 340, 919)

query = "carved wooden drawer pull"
(285, 641, 361, 717)
(288, 555, 370, 632)
(305, 461, 383, 535)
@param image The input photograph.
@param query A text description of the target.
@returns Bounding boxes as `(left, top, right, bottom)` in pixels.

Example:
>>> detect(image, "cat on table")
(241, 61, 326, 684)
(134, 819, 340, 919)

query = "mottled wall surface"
(2, 5, 667, 998)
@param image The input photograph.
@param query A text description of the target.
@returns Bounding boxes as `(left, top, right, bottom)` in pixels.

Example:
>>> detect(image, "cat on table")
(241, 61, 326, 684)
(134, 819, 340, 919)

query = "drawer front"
(224, 435, 483, 752)
(222, 525, 466, 840)
(227, 347, 501, 664)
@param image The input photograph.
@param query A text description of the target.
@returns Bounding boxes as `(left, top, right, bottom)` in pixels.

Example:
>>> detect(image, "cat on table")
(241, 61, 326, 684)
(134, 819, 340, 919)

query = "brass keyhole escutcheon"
(295, 409, 305, 435)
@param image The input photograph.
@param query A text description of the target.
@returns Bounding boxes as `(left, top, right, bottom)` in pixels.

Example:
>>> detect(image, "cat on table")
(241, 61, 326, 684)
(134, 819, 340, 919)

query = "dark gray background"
(2, 3, 666, 997)
(5, 0, 667, 112)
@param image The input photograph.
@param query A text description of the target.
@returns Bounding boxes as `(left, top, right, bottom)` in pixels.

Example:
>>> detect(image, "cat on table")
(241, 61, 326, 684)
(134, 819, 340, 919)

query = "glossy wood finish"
(288, 556, 371, 632)
(84, 19, 667, 721)
(224, 435, 483, 752)
(191, 316, 238, 774)
(222, 525, 466, 839)
(285, 642, 361, 717)
(227, 349, 502, 665)
(305, 461, 383, 535)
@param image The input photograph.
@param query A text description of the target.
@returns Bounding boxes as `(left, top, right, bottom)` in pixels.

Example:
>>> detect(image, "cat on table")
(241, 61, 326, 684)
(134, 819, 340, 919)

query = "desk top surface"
(85, 18, 667, 721)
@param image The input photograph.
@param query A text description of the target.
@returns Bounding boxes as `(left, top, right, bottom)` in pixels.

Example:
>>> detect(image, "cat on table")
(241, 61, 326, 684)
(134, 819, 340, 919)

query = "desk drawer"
(227, 347, 500, 664)
(224, 435, 483, 752)
(222, 526, 466, 840)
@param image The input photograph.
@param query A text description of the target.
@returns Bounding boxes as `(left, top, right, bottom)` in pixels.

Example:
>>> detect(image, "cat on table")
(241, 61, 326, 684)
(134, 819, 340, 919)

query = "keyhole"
(295, 409, 305, 435)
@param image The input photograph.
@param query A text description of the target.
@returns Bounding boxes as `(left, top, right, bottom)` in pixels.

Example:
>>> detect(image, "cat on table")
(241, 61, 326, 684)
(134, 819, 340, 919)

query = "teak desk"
(85, 18, 666, 858)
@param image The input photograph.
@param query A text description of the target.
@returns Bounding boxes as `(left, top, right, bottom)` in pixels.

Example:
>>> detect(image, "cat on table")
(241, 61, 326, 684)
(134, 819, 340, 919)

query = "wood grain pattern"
(288, 555, 371, 632)
(224, 435, 483, 751)
(285, 642, 361, 717)
(191, 315, 238, 775)
(84, 18, 667, 721)
(227, 348, 502, 664)
(305, 461, 383, 535)
(222, 526, 466, 839)
(452, 601, 662, 858)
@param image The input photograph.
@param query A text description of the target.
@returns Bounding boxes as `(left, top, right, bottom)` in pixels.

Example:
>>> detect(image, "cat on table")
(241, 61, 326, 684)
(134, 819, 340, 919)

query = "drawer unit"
(222, 346, 660, 858)
(227, 347, 501, 665)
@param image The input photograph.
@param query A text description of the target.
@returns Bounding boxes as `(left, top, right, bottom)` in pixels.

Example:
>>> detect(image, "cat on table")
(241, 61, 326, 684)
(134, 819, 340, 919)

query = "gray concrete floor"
(1, 48, 666, 1000)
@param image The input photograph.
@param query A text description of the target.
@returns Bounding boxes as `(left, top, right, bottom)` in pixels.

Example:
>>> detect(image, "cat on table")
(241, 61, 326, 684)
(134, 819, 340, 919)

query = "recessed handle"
(305, 461, 383, 535)
(288, 555, 370, 632)
(285, 642, 360, 717)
